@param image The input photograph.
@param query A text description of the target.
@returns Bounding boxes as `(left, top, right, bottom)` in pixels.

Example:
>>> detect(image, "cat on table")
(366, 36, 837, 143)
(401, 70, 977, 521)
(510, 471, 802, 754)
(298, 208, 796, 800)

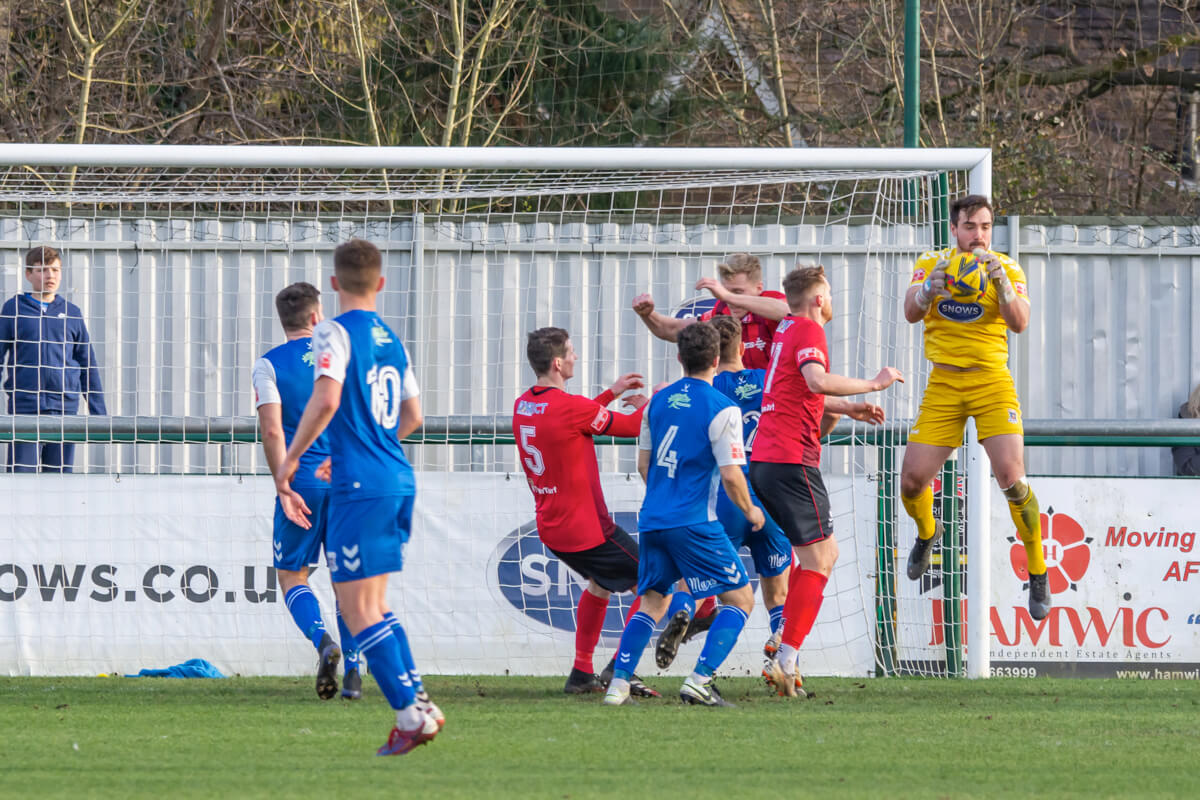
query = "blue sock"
(768, 604, 785, 634)
(283, 585, 327, 650)
(612, 611, 656, 682)
(664, 591, 696, 625)
(336, 609, 359, 673)
(383, 611, 424, 694)
(694, 606, 750, 677)
(355, 620, 416, 710)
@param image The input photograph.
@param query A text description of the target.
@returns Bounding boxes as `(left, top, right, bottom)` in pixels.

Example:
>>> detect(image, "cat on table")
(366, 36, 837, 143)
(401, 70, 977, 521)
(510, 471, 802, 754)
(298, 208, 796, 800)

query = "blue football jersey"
(312, 310, 419, 499)
(637, 377, 745, 530)
(253, 337, 331, 490)
(712, 368, 766, 458)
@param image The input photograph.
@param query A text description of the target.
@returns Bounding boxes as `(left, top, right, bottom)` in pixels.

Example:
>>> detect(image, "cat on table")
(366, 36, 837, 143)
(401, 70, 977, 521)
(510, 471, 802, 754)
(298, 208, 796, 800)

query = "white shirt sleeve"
(312, 320, 351, 384)
(709, 406, 746, 467)
(637, 406, 652, 451)
(251, 356, 280, 408)
(400, 344, 419, 400)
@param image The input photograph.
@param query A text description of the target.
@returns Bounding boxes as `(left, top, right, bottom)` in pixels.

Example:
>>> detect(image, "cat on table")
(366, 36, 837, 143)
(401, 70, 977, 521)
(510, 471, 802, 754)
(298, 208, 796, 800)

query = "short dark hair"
(782, 264, 827, 308)
(275, 282, 321, 331)
(677, 321, 720, 375)
(334, 238, 382, 295)
(526, 327, 570, 376)
(25, 245, 60, 267)
(710, 314, 742, 362)
(950, 194, 993, 226)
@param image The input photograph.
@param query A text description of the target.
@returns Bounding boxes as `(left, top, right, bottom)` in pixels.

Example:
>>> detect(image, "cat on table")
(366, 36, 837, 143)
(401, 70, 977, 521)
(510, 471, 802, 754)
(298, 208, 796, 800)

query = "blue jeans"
(7, 441, 75, 473)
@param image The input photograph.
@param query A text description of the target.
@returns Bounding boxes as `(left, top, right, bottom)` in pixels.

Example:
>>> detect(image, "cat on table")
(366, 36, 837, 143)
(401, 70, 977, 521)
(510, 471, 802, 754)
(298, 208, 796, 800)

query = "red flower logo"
(1009, 508, 1091, 593)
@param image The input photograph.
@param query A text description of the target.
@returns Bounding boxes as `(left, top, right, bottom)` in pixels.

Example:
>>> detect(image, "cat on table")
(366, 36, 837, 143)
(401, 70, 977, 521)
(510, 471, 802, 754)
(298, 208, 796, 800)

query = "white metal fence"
(2, 215, 1196, 477)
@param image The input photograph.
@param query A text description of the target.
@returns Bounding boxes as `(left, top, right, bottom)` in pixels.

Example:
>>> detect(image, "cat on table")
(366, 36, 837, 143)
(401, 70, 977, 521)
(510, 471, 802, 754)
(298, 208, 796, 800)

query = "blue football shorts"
(637, 521, 750, 599)
(325, 493, 414, 583)
(272, 485, 330, 572)
(715, 482, 793, 579)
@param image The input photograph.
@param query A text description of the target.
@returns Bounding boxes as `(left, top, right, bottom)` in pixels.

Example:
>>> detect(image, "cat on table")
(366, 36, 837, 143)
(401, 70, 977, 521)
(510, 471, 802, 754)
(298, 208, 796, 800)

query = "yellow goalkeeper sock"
(901, 486, 938, 541)
(1005, 480, 1047, 575)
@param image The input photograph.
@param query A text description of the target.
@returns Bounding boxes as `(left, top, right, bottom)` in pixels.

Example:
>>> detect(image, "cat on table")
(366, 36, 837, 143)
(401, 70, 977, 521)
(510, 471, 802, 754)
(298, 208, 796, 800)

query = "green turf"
(1, 675, 1196, 799)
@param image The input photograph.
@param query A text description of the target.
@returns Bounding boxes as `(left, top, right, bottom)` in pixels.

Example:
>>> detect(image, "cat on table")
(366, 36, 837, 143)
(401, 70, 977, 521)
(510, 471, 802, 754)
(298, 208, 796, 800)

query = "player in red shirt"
(631, 253, 788, 371)
(514, 326, 660, 697)
(751, 265, 903, 697)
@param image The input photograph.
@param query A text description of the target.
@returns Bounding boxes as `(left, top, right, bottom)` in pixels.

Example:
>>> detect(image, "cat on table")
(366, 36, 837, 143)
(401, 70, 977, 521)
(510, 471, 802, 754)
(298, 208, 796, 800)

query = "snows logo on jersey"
(588, 408, 611, 433)
(666, 391, 691, 410)
(935, 299, 986, 322)
(370, 322, 392, 347)
(734, 381, 761, 401)
(318, 352, 332, 369)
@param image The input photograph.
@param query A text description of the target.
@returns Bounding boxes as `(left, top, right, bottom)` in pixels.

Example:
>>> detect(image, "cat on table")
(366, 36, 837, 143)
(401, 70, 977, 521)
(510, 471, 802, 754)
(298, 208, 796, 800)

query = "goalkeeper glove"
(915, 258, 951, 310)
(975, 249, 1016, 304)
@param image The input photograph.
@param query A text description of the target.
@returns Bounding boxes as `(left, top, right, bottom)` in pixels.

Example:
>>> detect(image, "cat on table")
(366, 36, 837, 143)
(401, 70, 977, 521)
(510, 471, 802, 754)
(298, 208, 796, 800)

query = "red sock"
(623, 595, 642, 624)
(573, 590, 609, 673)
(780, 569, 829, 649)
(696, 596, 717, 619)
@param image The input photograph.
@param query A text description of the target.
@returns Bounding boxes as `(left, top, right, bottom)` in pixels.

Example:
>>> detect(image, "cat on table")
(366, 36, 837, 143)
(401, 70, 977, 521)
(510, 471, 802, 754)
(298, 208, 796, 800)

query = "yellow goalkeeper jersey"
(908, 247, 1029, 370)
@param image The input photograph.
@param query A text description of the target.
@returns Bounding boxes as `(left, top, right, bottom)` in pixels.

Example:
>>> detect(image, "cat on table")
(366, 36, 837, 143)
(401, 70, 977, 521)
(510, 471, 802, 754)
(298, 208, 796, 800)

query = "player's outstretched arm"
(819, 410, 841, 438)
(719, 465, 765, 531)
(802, 362, 903, 397)
(695, 277, 789, 321)
(632, 293, 691, 342)
(824, 397, 885, 425)
(636, 447, 650, 482)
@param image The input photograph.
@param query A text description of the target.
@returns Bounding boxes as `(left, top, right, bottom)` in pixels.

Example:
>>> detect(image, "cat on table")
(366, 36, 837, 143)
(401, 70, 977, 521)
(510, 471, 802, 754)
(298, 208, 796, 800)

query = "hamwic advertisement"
(987, 478, 1200, 678)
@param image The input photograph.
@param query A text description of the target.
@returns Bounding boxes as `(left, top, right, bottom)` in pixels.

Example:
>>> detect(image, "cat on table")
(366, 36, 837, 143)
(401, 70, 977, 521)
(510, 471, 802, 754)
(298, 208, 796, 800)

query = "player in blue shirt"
(253, 282, 361, 701)
(274, 239, 442, 757)
(603, 322, 764, 708)
(653, 315, 794, 670)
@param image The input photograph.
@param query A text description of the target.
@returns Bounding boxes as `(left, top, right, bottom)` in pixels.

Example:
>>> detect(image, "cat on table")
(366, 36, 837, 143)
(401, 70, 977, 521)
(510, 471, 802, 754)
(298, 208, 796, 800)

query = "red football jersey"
(751, 315, 828, 467)
(700, 289, 785, 371)
(512, 386, 643, 552)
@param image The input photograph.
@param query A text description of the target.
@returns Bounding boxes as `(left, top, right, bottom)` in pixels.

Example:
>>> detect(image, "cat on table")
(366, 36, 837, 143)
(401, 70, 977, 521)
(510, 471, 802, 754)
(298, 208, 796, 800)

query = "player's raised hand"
(609, 372, 645, 396)
(315, 456, 332, 483)
(916, 258, 951, 309)
(652, 381, 670, 395)
(622, 393, 649, 410)
(871, 366, 904, 390)
(695, 276, 728, 300)
(745, 505, 766, 531)
(631, 293, 657, 318)
(975, 248, 1016, 303)
(849, 401, 886, 425)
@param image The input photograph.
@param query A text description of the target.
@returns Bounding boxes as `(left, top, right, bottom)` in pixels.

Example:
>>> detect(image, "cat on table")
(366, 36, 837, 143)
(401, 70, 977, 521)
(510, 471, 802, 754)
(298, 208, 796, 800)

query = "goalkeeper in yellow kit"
(901, 194, 1050, 620)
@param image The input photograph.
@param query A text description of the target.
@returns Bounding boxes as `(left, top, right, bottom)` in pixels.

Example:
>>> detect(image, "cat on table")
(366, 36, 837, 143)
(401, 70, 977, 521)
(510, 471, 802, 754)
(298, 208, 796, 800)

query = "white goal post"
(0, 144, 992, 679)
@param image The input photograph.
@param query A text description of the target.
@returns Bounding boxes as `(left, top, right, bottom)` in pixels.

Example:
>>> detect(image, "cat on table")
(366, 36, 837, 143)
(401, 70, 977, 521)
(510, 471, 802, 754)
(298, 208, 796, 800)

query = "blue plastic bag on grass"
(125, 658, 226, 678)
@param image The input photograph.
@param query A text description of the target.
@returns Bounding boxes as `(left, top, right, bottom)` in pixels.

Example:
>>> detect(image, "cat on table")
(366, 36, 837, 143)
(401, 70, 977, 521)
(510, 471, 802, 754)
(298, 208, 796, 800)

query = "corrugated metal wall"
(1, 215, 1195, 477)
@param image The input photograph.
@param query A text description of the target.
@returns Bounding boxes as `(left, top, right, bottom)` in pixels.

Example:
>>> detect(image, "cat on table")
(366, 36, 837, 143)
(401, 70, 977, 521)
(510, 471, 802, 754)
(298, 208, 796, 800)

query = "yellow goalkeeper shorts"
(908, 366, 1024, 447)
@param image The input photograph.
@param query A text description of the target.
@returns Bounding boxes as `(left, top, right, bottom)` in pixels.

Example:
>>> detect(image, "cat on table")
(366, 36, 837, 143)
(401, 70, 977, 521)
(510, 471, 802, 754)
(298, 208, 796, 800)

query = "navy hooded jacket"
(0, 293, 107, 415)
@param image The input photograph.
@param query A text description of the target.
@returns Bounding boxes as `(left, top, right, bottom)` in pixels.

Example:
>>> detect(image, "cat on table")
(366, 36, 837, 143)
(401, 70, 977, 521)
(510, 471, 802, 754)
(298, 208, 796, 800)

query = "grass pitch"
(2, 675, 1196, 799)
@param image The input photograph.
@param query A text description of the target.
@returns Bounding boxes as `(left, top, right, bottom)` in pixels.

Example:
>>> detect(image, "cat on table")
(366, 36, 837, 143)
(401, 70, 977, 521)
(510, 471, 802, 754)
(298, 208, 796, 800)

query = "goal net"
(0, 145, 989, 678)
